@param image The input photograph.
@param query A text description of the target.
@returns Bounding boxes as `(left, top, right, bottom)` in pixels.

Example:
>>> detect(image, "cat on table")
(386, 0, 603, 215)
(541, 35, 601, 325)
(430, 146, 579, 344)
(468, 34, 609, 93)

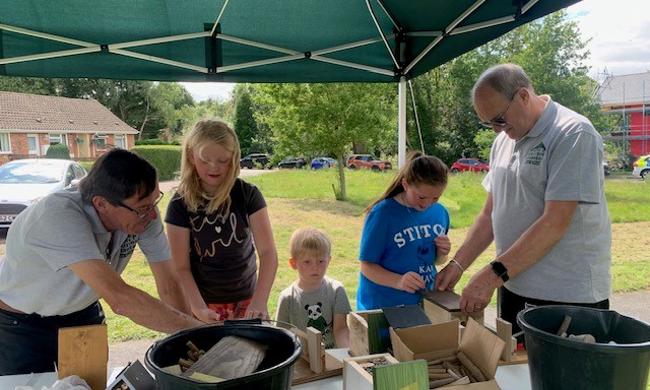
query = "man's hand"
(396, 271, 425, 293)
(460, 267, 500, 313)
(435, 235, 451, 257)
(244, 300, 269, 320)
(435, 261, 463, 291)
(193, 307, 222, 322)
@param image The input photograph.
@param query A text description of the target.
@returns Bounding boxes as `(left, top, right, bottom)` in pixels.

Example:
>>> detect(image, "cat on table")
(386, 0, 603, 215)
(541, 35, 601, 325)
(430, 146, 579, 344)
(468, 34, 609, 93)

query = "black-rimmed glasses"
(115, 192, 164, 220)
(478, 89, 519, 128)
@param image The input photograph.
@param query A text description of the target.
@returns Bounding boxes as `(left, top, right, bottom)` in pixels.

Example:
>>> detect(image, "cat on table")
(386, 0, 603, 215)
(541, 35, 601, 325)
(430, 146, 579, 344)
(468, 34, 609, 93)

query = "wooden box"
(343, 353, 428, 390)
(347, 310, 390, 357)
(422, 290, 484, 326)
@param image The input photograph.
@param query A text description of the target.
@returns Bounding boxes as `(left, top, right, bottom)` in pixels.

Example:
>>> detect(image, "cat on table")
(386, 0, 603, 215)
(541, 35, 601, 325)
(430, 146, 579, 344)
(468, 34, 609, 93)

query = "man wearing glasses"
(0, 149, 203, 375)
(436, 63, 611, 338)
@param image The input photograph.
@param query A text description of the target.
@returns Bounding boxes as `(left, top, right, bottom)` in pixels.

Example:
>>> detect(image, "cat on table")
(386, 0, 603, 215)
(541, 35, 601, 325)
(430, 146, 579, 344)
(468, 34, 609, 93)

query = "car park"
(240, 153, 270, 169)
(450, 158, 489, 173)
(346, 154, 392, 171)
(0, 159, 87, 228)
(310, 157, 337, 170)
(632, 154, 650, 179)
(277, 157, 307, 169)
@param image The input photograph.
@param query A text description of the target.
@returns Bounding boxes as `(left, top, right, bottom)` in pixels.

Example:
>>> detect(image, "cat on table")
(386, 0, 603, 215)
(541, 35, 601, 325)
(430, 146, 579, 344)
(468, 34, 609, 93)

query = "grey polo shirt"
(483, 96, 611, 303)
(0, 190, 170, 316)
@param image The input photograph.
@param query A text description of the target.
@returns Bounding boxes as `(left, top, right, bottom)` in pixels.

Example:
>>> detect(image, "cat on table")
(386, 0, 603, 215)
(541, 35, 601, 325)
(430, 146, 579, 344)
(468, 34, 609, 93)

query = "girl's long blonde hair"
(177, 119, 241, 214)
(365, 151, 448, 213)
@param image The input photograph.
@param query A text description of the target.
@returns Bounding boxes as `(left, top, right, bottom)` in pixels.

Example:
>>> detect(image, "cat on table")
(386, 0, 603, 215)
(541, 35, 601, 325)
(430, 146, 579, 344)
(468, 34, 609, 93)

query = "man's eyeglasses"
(478, 89, 519, 128)
(114, 192, 164, 220)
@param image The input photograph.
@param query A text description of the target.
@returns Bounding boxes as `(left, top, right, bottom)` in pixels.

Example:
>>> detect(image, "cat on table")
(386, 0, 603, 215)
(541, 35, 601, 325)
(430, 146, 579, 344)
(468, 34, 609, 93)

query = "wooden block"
(58, 324, 108, 390)
(306, 326, 324, 374)
(496, 318, 513, 362)
(347, 312, 369, 357)
(325, 348, 349, 370)
(183, 336, 266, 380)
(291, 327, 310, 362)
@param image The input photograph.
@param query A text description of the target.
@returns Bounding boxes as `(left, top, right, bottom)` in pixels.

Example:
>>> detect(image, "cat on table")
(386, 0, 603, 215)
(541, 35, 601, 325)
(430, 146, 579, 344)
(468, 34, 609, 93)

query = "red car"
(450, 158, 489, 173)
(346, 154, 392, 171)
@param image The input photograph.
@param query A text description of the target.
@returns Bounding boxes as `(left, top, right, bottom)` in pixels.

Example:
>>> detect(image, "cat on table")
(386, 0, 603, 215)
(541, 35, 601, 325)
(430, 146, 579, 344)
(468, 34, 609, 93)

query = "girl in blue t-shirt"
(357, 152, 451, 310)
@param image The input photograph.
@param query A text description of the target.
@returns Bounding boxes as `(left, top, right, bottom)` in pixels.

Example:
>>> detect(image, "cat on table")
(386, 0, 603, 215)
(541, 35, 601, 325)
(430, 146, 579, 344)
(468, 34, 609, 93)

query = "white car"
(0, 159, 87, 228)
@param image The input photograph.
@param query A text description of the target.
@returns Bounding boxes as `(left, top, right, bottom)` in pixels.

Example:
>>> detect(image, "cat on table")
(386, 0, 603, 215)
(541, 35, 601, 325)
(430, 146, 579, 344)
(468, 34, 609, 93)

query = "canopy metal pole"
(408, 80, 425, 154)
(398, 76, 407, 168)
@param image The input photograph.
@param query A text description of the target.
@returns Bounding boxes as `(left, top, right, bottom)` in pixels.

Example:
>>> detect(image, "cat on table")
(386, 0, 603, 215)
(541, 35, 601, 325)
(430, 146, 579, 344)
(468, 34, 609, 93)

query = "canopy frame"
(0, 0, 553, 166)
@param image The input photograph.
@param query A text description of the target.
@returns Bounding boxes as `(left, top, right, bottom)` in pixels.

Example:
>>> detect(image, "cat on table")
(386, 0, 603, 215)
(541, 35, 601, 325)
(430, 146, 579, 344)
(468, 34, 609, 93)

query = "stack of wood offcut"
(426, 352, 489, 389)
(165, 336, 267, 383)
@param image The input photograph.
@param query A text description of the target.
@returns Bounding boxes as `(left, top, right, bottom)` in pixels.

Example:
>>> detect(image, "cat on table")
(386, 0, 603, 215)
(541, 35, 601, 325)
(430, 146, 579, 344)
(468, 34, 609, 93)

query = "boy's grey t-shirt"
(483, 97, 611, 303)
(0, 190, 170, 316)
(275, 276, 351, 348)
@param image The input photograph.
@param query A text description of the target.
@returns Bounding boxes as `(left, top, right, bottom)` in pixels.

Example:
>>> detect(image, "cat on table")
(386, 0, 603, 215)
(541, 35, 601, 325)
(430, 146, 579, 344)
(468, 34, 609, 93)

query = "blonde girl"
(357, 152, 451, 310)
(165, 119, 277, 321)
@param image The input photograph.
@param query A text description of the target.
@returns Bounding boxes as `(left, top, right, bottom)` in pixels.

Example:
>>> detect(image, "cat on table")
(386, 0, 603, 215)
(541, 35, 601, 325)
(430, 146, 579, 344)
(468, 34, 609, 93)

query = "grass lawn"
(100, 170, 650, 341)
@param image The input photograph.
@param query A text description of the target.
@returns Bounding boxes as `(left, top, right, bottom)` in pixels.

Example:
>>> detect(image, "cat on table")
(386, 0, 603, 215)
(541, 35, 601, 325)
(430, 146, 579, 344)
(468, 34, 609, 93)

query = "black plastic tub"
(517, 305, 650, 390)
(144, 323, 302, 390)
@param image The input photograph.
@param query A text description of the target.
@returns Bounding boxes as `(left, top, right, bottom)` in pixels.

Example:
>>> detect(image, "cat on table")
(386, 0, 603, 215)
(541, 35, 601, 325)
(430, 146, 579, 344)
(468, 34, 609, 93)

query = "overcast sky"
(181, 0, 649, 102)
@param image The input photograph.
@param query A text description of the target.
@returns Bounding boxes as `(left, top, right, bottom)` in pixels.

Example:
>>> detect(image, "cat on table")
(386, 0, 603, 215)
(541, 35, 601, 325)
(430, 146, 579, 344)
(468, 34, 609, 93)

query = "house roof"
(597, 71, 650, 108)
(0, 91, 139, 134)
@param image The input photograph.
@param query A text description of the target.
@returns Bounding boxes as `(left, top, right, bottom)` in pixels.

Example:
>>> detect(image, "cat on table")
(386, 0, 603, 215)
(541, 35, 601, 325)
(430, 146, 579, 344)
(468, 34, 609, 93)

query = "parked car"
(346, 154, 392, 171)
(0, 159, 87, 228)
(632, 154, 650, 179)
(310, 157, 337, 170)
(450, 158, 489, 173)
(240, 153, 270, 169)
(277, 157, 307, 169)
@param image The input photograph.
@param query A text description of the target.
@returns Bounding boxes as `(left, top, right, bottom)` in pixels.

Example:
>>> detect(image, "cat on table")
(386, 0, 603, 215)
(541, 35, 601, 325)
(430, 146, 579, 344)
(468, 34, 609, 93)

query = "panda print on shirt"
(304, 302, 330, 334)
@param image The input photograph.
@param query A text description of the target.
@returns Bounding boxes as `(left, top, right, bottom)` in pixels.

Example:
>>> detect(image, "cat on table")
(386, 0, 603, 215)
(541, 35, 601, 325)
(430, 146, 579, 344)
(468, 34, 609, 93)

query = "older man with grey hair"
(436, 63, 611, 337)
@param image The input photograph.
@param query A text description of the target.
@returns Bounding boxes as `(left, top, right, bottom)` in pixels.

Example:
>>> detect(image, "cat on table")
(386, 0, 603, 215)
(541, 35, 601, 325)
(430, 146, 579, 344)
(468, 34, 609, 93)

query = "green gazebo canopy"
(1, 0, 579, 83)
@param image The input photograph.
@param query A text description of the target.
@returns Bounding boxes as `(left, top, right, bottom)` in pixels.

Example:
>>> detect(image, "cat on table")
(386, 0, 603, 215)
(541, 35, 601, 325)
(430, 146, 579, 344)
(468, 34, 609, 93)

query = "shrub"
(45, 143, 71, 159)
(135, 138, 180, 146)
(131, 145, 182, 181)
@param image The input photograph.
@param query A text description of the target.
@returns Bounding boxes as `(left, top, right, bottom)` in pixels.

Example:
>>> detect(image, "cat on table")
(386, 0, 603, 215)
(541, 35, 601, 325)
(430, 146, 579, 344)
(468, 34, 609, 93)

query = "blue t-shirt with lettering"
(357, 198, 450, 310)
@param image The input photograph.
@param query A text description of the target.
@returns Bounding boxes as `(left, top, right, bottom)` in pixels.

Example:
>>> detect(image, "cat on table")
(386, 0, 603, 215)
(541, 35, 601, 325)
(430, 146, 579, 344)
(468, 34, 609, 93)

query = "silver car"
(0, 159, 87, 228)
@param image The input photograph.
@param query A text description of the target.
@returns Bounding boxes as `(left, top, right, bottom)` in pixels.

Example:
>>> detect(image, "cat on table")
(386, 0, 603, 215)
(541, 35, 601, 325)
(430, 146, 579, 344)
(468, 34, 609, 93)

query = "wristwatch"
(490, 260, 509, 282)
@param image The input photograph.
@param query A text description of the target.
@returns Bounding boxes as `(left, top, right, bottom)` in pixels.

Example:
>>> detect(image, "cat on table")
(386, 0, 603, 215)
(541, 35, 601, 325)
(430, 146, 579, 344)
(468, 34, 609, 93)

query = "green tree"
(233, 86, 258, 155)
(473, 129, 497, 160)
(253, 83, 396, 200)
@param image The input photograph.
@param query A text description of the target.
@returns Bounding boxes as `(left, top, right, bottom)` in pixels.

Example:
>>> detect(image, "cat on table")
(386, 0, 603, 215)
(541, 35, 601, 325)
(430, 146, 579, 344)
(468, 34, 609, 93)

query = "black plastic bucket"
(517, 305, 650, 390)
(144, 323, 302, 390)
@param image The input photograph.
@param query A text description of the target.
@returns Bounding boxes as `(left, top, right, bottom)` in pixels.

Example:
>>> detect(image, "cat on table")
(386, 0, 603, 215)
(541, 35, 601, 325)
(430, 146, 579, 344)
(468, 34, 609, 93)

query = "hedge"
(45, 143, 71, 159)
(131, 145, 182, 181)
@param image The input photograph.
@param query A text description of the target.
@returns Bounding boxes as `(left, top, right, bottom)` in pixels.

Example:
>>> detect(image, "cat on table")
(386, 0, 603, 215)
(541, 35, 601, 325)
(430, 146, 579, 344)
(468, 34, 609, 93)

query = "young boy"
(275, 227, 351, 348)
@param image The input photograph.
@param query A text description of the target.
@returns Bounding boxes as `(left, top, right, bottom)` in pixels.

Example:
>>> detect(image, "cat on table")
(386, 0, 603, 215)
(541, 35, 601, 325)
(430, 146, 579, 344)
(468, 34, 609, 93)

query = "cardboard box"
(390, 318, 505, 389)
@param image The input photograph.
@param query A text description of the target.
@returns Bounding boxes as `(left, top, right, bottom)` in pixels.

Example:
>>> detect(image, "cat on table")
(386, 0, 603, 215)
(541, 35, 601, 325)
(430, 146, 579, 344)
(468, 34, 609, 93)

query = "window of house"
(94, 133, 107, 149)
(49, 133, 68, 145)
(114, 134, 127, 149)
(27, 134, 39, 155)
(0, 133, 10, 153)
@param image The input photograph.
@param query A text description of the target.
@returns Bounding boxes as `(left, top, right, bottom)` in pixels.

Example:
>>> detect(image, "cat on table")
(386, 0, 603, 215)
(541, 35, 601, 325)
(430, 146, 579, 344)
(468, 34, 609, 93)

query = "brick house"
(0, 91, 139, 164)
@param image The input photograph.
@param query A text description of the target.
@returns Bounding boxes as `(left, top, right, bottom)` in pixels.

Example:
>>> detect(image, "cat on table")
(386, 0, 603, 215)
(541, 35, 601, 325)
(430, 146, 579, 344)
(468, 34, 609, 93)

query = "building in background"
(0, 91, 138, 164)
(597, 71, 650, 157)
